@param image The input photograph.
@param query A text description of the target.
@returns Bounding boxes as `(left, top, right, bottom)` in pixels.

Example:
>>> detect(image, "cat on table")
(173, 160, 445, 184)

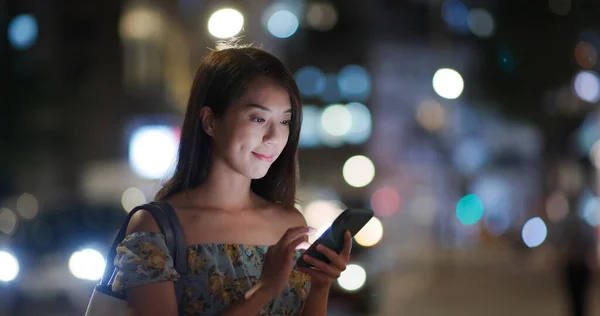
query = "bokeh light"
(456, 194, 484, 225)
(467, 9, 495, 38)
(337, 264, 367, 291)
(306, 2, 338, 31)
(591, 139, 600, 169)
(416, 99, 446, 132)
(299, 105, 322, 148)
(344, 102, 372, 144)
(129, 125, 179, 180)
(545, 190, 569, 222)
(342, 155, 376, 188)
(8, 14, 38, 50)
(321, 104, 352, 137)
(548, 0, 571, 16)
(303, 200, 344, 240)
(575, 41, 597, 69)
(119, 7, 164, 41)
(295, 66, 327, 97)
(441, 0, 468, 28)
(576, 112, 600, 155)
(453, 138, 488, 175)
(432, 68, 464, 99)
(208, 8, 244, 39)
(267, 10, 299, 39)
(0, 208, 18, 235)
(0, 251, 19, 282)
(521, 217, 548, 248)
(580, 194, 600, 227)
(370, 186, 401, 217)
(16, 192, 39, 220)
(68, 248, 106, 281)
(337, 65, 371, 102)
(409, 195, 437, 226)
(121, 187, 147, 213)
(354, 217, 383, 247)
(573, 70, 600, 103)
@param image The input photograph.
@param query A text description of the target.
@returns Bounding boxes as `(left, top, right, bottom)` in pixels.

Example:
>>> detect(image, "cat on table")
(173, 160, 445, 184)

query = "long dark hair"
(155, 43, 302, 209)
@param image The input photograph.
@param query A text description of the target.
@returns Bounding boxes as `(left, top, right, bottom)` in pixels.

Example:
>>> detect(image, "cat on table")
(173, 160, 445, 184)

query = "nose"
(263, 124, 281, 146)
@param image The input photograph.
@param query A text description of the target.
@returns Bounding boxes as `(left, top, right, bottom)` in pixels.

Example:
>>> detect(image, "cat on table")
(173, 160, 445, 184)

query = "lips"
(252, 152, 274, 163)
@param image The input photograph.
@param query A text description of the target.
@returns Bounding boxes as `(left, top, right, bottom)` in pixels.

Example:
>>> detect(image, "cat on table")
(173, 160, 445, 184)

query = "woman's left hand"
(297, 230, 352, 289)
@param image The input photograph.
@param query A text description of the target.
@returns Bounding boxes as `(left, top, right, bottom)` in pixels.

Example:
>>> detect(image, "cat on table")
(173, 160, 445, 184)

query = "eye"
(281, 119, 291, 126)
(251, 116, 265, 123)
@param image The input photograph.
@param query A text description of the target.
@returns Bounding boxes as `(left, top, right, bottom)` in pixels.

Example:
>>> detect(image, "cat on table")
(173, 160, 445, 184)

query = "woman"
(110, 42, 352, 315)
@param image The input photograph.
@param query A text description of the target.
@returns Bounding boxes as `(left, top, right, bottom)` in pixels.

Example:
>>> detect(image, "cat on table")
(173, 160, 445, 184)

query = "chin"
(245, 165, 272, 180)
(248, 170, 270, 180)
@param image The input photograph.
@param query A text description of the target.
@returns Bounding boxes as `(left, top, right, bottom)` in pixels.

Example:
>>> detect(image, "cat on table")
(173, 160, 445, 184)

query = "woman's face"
(209, 76, 293, 179)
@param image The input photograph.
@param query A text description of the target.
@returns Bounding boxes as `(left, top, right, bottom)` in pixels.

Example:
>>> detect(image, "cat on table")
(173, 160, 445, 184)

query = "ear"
(200, 106, 217, 137)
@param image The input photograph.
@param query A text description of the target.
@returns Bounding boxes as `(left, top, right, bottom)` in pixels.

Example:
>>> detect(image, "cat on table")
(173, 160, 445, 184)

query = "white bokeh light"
(521, 217, 548, 248)
(344, 102, 372, 144)
(321, 104, 352, 137)
(337, 264, 367, 291)
(573, 71, 600, 103)
(0, 251, 19, 282)
(208, 8, 244, 39)
(129, 125, 179, 180)
(432, 68, 464, 99)
(354, 217, 383, 247)
(343, 155, 375, 188)
(121, 187, 147, 213)
(304, 201, 343, 228)
(69, 249, 106, 281)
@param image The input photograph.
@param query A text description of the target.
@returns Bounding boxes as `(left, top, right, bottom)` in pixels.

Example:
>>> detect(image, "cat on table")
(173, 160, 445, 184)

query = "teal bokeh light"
(456, 194, 484, 225)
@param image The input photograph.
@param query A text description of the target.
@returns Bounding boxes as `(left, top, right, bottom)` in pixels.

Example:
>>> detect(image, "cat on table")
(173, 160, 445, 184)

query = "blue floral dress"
(110, 232, 311, 315)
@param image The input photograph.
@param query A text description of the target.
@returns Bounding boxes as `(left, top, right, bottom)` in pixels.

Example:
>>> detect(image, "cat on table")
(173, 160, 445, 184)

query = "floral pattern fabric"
(111, 232, 311, 315)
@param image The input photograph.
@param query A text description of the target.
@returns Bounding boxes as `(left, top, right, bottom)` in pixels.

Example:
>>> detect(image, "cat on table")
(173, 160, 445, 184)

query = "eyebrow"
(247, 103, 292, 113)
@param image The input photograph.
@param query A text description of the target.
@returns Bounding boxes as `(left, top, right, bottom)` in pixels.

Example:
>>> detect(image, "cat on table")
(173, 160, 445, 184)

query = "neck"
(183, 158, 255, 211)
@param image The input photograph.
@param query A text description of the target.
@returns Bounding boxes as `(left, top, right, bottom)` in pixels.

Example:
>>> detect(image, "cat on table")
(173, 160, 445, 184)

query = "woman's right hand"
(258, 226, 314, 297)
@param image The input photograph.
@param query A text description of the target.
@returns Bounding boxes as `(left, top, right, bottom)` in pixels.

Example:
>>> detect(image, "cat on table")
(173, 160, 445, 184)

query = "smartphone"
(297, 208, 374, 268)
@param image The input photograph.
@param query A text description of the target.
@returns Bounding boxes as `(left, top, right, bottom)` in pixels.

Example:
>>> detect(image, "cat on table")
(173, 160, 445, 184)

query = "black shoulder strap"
(98, 201, 187, 313)
(151, 201, 188, 307)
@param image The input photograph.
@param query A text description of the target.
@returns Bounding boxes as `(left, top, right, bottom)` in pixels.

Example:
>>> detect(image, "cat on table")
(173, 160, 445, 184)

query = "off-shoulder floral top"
(110, 232, 311, 315)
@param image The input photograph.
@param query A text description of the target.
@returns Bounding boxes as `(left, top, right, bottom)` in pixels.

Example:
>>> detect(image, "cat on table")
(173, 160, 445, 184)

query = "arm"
(286, 209, 331, 316)
(124, 210, 179, 316)
(301, 286, 330, 316)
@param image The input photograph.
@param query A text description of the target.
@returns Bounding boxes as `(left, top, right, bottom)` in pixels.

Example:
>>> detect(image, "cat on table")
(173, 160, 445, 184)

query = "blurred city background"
(2, 0, 600, 315)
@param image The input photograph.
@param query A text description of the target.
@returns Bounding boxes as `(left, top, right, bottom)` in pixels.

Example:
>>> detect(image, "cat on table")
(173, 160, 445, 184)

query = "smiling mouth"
(252, 152, 274, 162)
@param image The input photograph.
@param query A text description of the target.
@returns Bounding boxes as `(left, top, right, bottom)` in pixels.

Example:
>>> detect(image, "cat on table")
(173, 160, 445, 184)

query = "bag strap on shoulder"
(98, 201, 188, 312)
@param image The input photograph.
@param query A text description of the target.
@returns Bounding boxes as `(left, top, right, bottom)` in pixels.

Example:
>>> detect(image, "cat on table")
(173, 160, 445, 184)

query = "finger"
(301, 255, 341, 279)
(282, 226, 315, 246)
(288, 235, 307, 252)
(315, 244, 346, 271)
(342, 230, 352, 258)
(298, 266, 330, 280)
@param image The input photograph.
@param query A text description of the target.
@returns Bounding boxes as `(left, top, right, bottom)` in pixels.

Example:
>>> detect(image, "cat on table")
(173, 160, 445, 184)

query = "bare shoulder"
(125, 209, 162, 236)
(269, 203, 307, 229)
